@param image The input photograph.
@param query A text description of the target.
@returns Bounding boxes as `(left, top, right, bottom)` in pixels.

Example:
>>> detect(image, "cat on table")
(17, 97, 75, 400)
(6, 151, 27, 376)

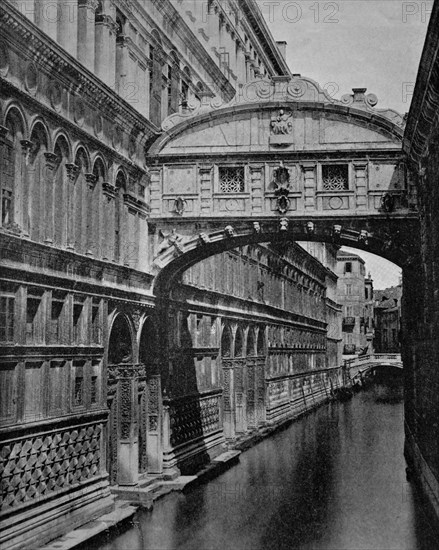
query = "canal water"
(94, 384, 437, 550)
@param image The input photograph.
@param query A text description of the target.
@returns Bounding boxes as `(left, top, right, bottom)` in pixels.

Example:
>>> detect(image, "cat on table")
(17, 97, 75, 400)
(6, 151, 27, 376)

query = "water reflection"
(91, 383, 437, 550)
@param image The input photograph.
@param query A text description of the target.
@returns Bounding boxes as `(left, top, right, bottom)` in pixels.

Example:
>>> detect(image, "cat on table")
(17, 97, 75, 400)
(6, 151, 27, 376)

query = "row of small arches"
(221, 324, 265, 358)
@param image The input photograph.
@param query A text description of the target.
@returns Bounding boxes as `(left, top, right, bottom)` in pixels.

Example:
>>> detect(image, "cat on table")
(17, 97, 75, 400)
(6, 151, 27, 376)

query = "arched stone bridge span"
(146, 77, 419, 296)
(346, 354, 403, 382)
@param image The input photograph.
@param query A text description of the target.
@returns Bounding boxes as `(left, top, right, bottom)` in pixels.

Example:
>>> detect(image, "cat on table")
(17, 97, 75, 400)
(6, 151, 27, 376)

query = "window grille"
(322, 164, 349, 191)
(0, 295, 14, 342)
(219, 167, 245, 193)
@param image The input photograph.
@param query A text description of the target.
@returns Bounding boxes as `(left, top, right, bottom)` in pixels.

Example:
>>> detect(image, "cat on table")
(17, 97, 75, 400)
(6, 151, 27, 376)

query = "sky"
(261, 0, 430, 288)
(261, 0, 433, 114)
(340, 247, 401, 289)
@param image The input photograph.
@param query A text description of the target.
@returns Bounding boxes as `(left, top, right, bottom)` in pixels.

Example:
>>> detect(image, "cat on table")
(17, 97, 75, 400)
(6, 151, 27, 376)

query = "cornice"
(403, 1, 439, 166)
(0, 2, 160, 139)
(130, 0, 236, 102)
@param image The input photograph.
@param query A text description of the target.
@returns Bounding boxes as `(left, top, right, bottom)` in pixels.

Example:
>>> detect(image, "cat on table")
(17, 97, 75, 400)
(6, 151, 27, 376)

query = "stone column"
(44, 152, 58, 244)
(354, 162, 368, 211)
(20, 140, 33, 238)
(146, 374, 163, 474)
(116, 36, 130, 97)
(112, 365, 141, 486)
(222, 359, 235, 439)
(37, 0, 59, 41)
(137, 213, 149, 272)
(102, 183, 116, 260)
(199, 165, 213, 215)
(78, 0, 99, 71)
(302, 162, 317, 212)
(95, 15, 118, 86)
(58, 0, 78, 57)
(65, 163, 79, 250)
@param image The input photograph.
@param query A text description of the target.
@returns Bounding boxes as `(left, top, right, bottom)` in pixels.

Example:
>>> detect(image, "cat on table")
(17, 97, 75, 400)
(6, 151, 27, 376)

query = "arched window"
(108, 314, 133, 365)
(53, 136, 70, 247)
(74, 147, 89, 254)
(92, 158, 105, 258)
(246, 326, 256, 357)
(149, 29, 162, 126)
(257, 327, 265, 355)
(139, 317, 157, 370)
(234, 327, 244, 357)
(2, 109, 24, 230)
(221, 325, 232, 358)
(29, 123, 49, 242)
(115, 170, 126, 263)
(167, 51, 180, 116)
(181, 66, 191, 110)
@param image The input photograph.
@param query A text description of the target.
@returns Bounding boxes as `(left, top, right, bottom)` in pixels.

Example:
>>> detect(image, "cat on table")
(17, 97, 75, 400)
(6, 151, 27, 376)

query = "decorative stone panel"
(1, 423, 102, 511)
(169, 395, 221, 448)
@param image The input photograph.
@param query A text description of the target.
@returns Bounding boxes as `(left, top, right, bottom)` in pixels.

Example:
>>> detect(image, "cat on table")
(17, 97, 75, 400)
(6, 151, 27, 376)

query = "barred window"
(0, 295, 14, 343)
(322, 164, 349, 191)
(219, 167, 245, 193)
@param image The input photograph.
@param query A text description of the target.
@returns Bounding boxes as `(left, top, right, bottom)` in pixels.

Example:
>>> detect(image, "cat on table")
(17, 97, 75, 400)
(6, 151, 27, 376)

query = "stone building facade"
(0, 1, 337, 548)
(164, 242, 343, 474)
(402, 0, 439, 525)
(373, 285, 402, 353)
(336, 250, 374, 357)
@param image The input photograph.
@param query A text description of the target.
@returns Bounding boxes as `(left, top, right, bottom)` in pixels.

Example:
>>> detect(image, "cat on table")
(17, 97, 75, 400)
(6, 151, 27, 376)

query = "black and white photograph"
(0, 1, 438, 548)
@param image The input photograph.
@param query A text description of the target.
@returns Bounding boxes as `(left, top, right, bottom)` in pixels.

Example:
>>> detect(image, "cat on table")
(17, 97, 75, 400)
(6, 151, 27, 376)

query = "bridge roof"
(148, 76, 405, 159)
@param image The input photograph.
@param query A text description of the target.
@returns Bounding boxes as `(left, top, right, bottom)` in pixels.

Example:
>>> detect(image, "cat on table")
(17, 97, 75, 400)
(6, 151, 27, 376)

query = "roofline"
(238, 0, 291, 76)
(403, 1, 439, 164)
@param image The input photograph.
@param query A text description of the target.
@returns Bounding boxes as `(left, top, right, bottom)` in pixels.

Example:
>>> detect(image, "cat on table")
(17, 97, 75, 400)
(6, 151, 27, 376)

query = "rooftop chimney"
(276, 41, 287, 61)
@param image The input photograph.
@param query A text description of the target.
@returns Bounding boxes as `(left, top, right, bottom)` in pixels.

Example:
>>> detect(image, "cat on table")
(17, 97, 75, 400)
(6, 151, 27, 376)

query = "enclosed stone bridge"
(146, 76, 419, 297)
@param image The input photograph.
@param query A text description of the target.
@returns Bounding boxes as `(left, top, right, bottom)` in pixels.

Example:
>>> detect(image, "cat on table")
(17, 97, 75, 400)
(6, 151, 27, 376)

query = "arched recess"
(73, 145, 90, 254)
(90, 156, 106, 258)
(167, 50, 180, 116)
(149, 29, 163, 126)
(234, 326, 244, 358)
(139, 316, 157, 370)
(108, 313, 134, 365)
(53, 135, 70, 246)
(221, 324, 233, 358)
(257, 326, 265, 356)
(247, 326, 256, 357)
(114, 169, 127, 264)
(28, 121, 49, 242)
(2, 106, 25, 231)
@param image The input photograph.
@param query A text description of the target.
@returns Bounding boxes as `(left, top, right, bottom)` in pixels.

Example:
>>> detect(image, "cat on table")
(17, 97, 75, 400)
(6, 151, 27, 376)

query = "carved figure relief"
(270, 110, 293, 135)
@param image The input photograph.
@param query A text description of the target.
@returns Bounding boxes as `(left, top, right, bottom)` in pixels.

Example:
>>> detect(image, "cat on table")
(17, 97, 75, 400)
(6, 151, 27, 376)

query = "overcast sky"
(262, 0, 433, 114)
(262, 0, 430, 287)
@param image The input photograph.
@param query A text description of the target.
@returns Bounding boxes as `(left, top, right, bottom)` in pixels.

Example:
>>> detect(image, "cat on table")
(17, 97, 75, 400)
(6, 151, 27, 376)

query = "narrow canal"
(93, 383, 437, 550)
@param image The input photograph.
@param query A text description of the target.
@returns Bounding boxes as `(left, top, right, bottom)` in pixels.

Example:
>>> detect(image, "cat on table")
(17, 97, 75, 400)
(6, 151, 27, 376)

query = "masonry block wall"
(402, 0, 439, 526)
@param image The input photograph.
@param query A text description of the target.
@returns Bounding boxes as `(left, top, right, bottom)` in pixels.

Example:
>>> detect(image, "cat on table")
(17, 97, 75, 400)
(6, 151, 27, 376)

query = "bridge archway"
(147, 76, 419, 299)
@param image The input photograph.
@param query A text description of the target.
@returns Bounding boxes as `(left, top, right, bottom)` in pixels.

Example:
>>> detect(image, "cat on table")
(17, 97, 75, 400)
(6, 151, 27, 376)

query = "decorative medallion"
(0, 41, 9, 77)
(48, 80, 62, 112)
(112, 125, 123, 150)
(73, 96, 85, 126)
(25, 62, 38, 94)
(94, 113, 103, 137)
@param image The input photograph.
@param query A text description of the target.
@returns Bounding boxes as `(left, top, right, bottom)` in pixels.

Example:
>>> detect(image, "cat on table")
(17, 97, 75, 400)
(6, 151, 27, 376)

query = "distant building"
(374, 285, 402, 353)
(336, 250, 374, 357)
(298, 242, 343, 367)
